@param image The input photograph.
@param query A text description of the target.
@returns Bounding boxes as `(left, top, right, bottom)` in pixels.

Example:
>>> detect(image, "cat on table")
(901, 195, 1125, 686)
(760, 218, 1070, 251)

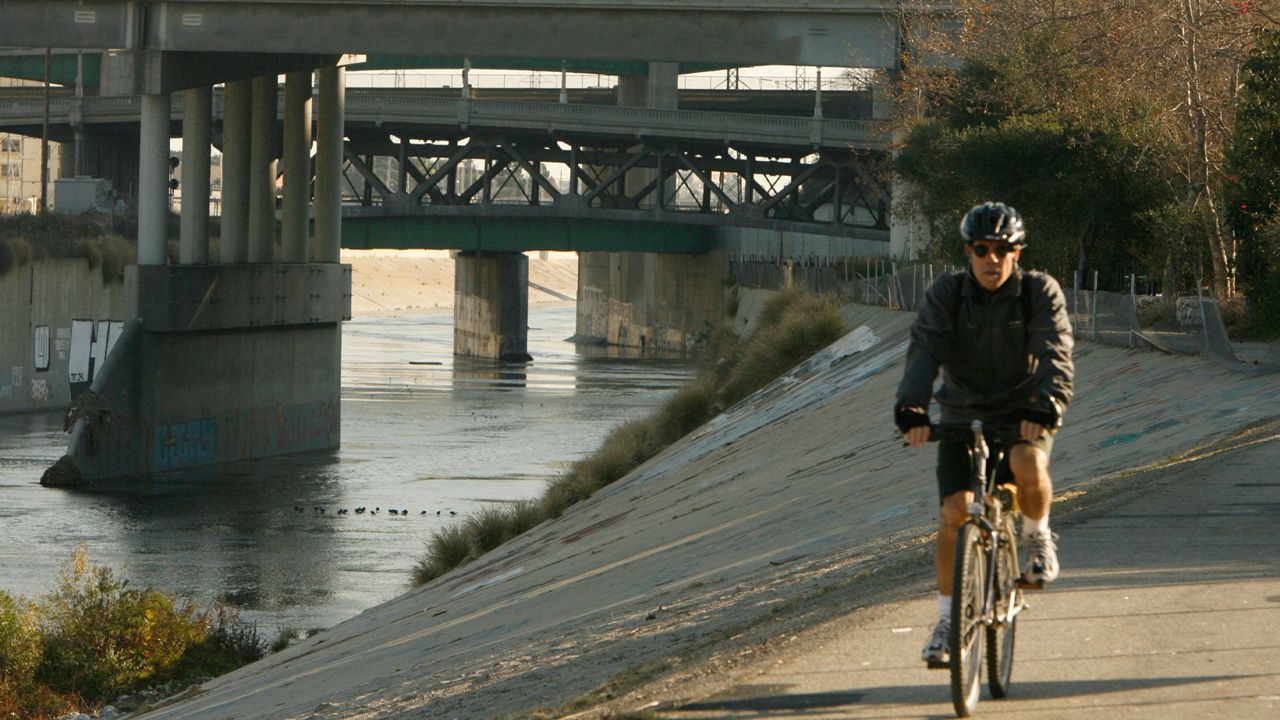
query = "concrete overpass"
(0, 1, 913, 71)
(0, 0, 934, 481)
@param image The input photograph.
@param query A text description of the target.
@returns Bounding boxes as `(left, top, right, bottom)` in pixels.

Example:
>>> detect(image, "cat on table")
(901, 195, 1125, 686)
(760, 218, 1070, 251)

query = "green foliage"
(894, 11, 1185, 290)
(897, 109, 1173, 287)
(36, 548, 207, 700)
(412, 290, 848, 586)
(0, 547, 266, 719)
(0, 592, 41, 686)
(1226, 28, 1280, 336)
(158, 605, 265, 685)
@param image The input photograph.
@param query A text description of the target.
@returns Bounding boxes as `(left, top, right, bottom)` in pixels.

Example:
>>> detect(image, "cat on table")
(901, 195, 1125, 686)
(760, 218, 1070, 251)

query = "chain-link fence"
(835, 262, 1280, 376)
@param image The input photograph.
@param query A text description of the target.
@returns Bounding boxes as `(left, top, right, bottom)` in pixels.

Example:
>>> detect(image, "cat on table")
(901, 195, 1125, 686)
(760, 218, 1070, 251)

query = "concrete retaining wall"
(0, 258, 136, 415)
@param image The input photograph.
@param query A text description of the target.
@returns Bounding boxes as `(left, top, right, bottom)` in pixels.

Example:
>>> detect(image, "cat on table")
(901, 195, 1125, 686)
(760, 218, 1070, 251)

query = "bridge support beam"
(282, 71, 312, 262)
(249, 75, 278, 263)
(180, 85, 212, 264)
(138, 93, 170, 265)
(454, 252, 531, 362)
(575, 251, 725, 353)
(220, 79, 252, 263)
(314, 66, 345, 263)
(50, 264, 352, 484)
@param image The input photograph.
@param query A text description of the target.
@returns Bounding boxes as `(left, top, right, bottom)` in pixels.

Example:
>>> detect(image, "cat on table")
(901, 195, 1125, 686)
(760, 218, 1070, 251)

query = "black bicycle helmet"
(960, 202, 1026, 245)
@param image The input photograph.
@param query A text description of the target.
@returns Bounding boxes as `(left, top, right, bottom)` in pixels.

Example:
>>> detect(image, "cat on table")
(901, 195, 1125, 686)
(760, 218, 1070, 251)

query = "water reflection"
(451, 358, 529, 390)
(0, 306, 695, 632)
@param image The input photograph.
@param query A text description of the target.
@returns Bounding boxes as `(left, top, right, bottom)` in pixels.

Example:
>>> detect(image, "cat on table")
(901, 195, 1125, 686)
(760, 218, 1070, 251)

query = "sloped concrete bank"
(135, 304, 1280, 720)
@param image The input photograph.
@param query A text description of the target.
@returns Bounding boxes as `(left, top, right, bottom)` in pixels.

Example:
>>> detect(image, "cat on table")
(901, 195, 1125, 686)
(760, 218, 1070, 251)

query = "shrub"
(0, 547, 268, 719)
(159, 605, 265, 684)
(0, 591, 41, 685)
(36, 547, 206, 701)
(718, 291, 846, 406)
(412, 525, 474, 585)
(0, 212, 166, 284)
(464, 507, 522, 555)
(654, 379, 719, 443)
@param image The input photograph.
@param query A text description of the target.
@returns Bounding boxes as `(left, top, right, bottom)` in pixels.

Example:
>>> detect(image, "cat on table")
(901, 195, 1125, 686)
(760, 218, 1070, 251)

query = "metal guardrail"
(354, 95, 885, 149)
(0, 90, 883, 150)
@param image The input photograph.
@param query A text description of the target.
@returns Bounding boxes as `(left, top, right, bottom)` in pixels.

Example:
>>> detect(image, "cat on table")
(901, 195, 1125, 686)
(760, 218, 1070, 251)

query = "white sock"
(938, 594, 951, 619)
(1023, 513, 1050, 539)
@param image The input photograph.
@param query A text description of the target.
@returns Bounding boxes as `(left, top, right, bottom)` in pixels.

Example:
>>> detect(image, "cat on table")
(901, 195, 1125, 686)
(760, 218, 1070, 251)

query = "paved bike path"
(651, 428, 1280, 719)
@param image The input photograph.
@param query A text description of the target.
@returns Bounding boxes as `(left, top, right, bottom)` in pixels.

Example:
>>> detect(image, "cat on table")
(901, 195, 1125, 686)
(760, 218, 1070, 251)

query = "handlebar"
(923, 419, 1027, 446)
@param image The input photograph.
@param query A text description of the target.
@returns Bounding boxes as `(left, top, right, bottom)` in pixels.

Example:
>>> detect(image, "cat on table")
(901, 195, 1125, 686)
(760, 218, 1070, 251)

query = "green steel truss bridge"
(0, 86, 891, 252)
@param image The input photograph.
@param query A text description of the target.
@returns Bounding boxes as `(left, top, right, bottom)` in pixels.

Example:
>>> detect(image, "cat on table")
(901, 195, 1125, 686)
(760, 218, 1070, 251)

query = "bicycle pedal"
(925, 659, 950, 670)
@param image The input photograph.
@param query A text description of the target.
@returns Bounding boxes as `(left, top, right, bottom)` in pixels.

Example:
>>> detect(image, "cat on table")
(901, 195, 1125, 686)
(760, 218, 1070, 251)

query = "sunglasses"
(970, 243, 1020, 259)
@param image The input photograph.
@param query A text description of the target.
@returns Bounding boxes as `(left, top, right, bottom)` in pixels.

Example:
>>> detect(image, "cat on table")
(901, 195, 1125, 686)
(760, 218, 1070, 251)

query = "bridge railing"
(350, 93, 885, 149)
(1, 89, 884, 151)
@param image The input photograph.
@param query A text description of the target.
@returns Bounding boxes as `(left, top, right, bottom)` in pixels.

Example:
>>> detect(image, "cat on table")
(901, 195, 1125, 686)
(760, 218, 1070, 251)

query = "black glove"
(1017, 396, 1061, 429)
(894, 401, 931, 433)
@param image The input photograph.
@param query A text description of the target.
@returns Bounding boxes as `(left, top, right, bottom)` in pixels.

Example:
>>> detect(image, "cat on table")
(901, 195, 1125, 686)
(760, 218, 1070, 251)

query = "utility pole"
(40, 47, 50, 213)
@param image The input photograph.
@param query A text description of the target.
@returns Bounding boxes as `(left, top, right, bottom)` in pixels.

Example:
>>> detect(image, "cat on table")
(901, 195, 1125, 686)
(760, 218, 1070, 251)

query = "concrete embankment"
(135, 304, 1280, 720)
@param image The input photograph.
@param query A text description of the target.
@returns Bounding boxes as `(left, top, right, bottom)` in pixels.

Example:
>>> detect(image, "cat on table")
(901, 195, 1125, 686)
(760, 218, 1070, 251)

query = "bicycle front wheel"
(949, 522, 986, 717)
(987, 517, 1019, 698)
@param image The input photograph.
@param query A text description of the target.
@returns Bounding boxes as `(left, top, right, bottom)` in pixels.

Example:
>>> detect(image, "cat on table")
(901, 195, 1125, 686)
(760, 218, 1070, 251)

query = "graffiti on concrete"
(68, 319, 93, 384)
(30, 379, 50, 402)
(154, 418, 217, 472)
(54, 327, 70, 361)
(34, 326, 50, 371)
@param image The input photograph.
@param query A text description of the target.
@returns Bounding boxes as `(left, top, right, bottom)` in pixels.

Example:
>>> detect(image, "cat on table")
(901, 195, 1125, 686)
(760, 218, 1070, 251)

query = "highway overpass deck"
(0, 0, 924, 67)
(0, 87, 887, 152)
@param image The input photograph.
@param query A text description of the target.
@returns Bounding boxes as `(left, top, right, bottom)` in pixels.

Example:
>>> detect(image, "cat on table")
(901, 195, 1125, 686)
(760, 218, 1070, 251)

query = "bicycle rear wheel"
(987, 517, 1019, 698)
(949, 522, 986, 717)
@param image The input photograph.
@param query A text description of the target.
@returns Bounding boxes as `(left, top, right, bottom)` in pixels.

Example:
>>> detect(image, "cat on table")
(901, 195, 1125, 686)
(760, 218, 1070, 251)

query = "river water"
(0, 305, 694, 635)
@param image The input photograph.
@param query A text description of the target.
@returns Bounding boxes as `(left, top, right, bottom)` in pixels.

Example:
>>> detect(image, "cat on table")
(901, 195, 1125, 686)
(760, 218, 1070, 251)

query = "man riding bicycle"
(894, 202, 1074, 666)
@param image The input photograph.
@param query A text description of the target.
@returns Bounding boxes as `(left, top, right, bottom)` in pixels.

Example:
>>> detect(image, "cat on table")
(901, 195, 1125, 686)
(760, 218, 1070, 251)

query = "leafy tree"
(1225, 27, 1280, 334)
(888, 0, 1272, 296)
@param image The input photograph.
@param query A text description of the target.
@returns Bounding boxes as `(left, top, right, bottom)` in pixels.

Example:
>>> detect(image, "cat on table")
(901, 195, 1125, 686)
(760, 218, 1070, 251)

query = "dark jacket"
(896, 266, 1074, 423)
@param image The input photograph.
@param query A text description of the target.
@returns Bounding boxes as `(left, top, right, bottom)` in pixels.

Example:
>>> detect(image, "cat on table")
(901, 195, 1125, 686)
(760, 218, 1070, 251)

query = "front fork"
(973, 506, 1024, 629)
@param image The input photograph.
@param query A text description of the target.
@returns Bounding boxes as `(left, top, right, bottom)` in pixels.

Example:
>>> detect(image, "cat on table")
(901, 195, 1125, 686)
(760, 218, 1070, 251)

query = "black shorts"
(936, 431, 1055, 501)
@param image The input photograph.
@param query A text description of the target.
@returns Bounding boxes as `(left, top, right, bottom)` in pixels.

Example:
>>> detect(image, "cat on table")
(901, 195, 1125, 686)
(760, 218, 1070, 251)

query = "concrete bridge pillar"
(249, 75, 278, 263)
(138, 93, 170, 265)
(575, 250, 725, 352)
(314, 66, 345, 263)
(180, 86, 212, 265)
(282, 71, 312, 263)
(454, 252, 531, 362)
(220, 80, 252, 263)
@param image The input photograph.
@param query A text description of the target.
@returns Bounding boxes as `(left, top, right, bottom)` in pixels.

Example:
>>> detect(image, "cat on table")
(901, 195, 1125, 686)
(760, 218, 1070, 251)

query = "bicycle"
(931, 420, 1029, 717)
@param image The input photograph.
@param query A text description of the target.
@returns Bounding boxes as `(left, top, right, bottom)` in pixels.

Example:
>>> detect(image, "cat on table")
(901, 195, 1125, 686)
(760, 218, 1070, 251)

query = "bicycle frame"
(963, 420, 1022, 629)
